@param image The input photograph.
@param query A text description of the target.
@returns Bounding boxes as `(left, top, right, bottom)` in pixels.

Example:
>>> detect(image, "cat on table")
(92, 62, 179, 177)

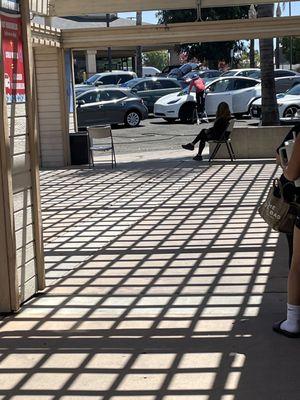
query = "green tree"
(157, 7, 249, 68)
(282, 37, 300, 67)
(143, 50, 169, 71)
(257, 4, 280, 126)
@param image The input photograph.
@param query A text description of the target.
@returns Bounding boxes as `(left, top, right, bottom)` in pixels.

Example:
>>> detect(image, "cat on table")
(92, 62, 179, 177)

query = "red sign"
(1, 11, 25, 103)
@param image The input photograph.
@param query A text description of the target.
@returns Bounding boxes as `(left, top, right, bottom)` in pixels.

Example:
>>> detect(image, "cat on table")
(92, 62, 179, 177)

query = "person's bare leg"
(287, 226, 300, 305)
(277, 226, 300, 334)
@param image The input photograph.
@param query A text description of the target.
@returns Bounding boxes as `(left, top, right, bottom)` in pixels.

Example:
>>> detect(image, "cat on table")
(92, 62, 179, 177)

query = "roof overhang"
(61, 16, 300, 49)
(49, 0, 298, 16)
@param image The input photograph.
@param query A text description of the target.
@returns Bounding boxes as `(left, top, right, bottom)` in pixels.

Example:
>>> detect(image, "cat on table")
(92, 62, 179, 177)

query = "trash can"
(70, 132, 89, 165)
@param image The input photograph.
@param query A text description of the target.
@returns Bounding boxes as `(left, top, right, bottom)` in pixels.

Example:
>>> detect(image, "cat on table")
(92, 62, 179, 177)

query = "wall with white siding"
(7, 102, 38, 304)
(34, 47, 70, 168)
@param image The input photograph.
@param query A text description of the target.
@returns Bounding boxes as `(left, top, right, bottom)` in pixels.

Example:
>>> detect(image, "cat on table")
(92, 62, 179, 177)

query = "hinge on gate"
(196, 0, 202, 21)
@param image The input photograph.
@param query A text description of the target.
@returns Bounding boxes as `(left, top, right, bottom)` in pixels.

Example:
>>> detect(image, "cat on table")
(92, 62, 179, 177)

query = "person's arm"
(284, 134, 300, 181)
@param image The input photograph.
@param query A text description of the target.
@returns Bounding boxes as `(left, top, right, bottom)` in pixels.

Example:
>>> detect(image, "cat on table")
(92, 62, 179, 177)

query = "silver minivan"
(75, 71, 137, 96)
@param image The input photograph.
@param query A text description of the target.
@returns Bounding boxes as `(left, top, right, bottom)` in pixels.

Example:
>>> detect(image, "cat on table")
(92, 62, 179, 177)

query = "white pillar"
(169, 48, 180, 65)
(85, 50, 97, 77)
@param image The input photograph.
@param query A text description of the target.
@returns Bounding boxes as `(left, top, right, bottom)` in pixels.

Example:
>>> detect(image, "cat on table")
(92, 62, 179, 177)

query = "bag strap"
(273, 178, 285, 199)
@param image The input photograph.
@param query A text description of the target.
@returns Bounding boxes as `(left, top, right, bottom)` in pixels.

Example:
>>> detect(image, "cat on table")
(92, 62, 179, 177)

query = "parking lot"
(112, 117, 257, 159)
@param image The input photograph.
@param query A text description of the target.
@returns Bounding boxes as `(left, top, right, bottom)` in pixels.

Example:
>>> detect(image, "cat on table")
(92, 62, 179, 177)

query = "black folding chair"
(209, 119, 236, 162)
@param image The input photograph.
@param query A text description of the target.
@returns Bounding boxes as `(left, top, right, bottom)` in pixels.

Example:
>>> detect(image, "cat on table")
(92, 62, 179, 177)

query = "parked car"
(76, 87, 148, 128)
(121, 77, 186, 113)
(75, 71, 137, 96)
(154, 76, 260, 122)
(248, 69, 300, 79)
(251, 84, 300, 119)
(221, 68, 260, 77)
(143, 66, 161, 77)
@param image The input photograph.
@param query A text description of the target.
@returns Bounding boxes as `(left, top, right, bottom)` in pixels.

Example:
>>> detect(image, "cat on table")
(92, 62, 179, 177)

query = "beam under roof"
(50, 0, 298, 16)
(62, 15, 300, 49)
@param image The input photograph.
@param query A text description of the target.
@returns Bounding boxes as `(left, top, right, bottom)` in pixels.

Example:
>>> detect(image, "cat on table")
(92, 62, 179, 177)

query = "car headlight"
(167, 99, 180, 104)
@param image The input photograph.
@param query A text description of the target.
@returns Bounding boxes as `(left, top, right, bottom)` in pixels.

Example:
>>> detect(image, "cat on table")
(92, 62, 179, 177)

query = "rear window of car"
(233, 79, 258, 90)
(97, 75, 117, 85)
(275, 70, 295, 77)
(117, 74, 134, 84)
(101, 90, 127, 101)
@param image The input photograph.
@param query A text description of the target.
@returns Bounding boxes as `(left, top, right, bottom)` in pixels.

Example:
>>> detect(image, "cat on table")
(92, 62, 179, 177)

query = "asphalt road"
(112, 116, 255, 155)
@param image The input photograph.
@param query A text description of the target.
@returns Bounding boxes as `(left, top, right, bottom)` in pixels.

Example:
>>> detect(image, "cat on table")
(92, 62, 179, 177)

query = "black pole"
(289, 2, 293, 70)
(106, 13, 112, 71)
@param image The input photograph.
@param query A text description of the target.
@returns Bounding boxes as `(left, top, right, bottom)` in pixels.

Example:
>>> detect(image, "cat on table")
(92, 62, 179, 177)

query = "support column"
(85, 50, 97, 77)
(0, 17, 18, 312)
(169, 48, 180, 65)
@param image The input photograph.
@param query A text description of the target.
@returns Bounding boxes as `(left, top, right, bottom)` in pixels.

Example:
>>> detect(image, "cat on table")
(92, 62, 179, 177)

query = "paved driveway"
(111, 117, 254, 157)
(1, 158, 299, 399)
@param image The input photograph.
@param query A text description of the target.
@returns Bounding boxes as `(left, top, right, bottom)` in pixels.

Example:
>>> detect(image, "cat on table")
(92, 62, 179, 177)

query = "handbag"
(258, 178, 299, 234)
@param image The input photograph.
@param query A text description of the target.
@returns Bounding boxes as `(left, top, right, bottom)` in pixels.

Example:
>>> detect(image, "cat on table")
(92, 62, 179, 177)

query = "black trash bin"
(70, 132, 89, 165)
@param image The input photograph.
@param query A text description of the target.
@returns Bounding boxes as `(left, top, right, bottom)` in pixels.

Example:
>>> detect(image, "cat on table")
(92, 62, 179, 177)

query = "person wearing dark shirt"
(182, 102, 232, 161)
(276, 124, 300, 268)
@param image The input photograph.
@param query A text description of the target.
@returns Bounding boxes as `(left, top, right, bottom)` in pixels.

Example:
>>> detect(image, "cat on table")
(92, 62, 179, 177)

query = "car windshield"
(286, 84, 300, 96)
(221, 70, 238, 77)
(84, 75, 101, 85)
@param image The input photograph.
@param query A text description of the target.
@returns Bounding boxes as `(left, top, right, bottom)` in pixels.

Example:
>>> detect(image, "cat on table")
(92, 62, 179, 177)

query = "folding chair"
(87, 125, 117, 168)
(209, 118, 236, 162)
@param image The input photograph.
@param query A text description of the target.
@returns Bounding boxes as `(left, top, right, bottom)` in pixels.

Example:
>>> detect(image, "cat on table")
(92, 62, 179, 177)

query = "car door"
(142, 80, 160, 112)
(134, 80, 151, 110)
(205, 79, 233, 115)
(230, 79, 259, 113)
(76, 91, 104, 127)
(98, 90, 128, 123)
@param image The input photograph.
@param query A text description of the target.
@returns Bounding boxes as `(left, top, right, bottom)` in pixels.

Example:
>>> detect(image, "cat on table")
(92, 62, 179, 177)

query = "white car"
(221, 68, 260, 78)
(154, 76, 260, 122)
(251, 84, 300, 119)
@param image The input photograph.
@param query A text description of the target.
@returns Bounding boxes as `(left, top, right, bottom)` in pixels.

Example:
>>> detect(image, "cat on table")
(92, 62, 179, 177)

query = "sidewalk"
(0, 156, 298, 400)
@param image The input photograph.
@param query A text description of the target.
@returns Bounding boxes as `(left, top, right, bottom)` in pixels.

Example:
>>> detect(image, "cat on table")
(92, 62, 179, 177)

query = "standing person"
(188, 73, 206, 121)
(276, 125, 300, 268)
(181, 102, 232, 161)
(273, 133, 300, 338)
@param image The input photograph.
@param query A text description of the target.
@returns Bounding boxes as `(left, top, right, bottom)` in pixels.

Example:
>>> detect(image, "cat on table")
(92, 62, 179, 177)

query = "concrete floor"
(0, 156, 298, 400)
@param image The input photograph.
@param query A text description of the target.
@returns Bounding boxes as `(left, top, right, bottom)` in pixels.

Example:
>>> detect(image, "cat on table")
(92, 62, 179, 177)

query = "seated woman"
(182, 102, 232, 161)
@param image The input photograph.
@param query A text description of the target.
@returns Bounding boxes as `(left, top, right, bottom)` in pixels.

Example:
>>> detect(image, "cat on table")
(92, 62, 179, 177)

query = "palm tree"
(257, 4, 280, 126)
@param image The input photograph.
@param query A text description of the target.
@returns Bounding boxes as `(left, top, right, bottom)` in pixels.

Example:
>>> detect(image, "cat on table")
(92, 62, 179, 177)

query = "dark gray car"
(76, 88, 148, 128)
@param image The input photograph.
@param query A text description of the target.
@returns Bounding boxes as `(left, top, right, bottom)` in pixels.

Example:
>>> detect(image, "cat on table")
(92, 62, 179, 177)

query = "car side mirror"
(77, 99, 85, 107)
(131, 88, 138, 93)
(95, 81, 103, 86)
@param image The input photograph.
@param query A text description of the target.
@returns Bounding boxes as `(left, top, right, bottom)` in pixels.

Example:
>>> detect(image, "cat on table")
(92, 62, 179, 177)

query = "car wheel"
(283, 105, 300, 118)
(125, 110, 141, 127)
(163, 118, 176, 123)
(179, 103, 196, 124)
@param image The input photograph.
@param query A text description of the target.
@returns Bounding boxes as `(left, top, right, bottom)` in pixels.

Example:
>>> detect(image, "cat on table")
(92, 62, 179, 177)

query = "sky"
(119, 2, 300, 23)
